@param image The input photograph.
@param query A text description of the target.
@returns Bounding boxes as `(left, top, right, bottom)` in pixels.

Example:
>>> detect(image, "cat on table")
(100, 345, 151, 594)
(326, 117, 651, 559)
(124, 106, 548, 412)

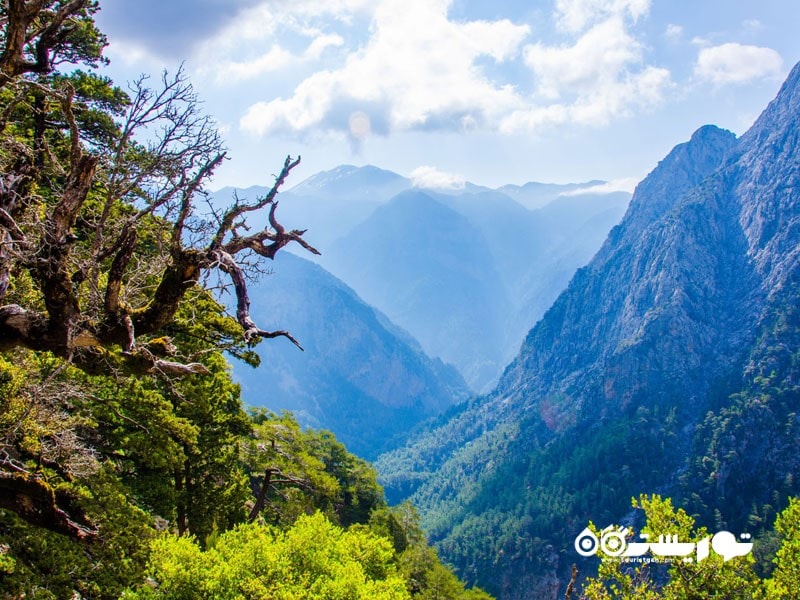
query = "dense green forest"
(0, 2, 491, 598)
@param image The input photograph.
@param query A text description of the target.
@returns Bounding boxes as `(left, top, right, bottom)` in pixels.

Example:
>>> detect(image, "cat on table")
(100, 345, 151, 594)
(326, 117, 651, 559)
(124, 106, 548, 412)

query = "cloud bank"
(236, 0, 676, 140)
(100, 0, 786, 146)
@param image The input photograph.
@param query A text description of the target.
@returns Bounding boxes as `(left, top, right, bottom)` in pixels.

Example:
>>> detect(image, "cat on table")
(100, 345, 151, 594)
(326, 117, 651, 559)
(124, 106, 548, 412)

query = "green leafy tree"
(86, 292, 254, 541)
(371, 502, 494, 600)
(582, 495, 761, 599)
(123, 512, 411, 600)
(245, 410, 384, 528)
(0, 291, 257, 596)
(0, 0, 317, 540)
(759, 497, 800, 598)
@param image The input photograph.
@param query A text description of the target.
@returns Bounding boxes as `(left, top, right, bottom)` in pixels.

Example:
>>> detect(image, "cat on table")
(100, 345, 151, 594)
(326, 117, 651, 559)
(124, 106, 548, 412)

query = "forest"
(0, 1, 491, 597)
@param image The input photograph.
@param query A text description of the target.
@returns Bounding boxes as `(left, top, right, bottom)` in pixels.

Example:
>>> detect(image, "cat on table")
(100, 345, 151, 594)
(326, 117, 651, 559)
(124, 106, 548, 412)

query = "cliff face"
(377, 63, 800, 599)
(498, 123, 743, 419)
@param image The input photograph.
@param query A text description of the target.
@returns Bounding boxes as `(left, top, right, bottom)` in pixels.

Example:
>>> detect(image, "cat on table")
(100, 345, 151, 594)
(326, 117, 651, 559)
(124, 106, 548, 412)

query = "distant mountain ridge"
(376, 62, 800, 599)
(496, 179, 607, 210)
(316, 177, 629, 390)
(234, 252, 469, 459)
(214, 165, 630, 393)
(326, 189, 513, 390)
(287, 164, 410, 201)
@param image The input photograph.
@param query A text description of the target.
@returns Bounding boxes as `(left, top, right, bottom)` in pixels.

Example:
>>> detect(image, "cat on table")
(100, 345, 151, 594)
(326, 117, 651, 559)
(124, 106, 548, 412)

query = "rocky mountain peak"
(730, 63, 800, 283)
(618, 124, 736, 235)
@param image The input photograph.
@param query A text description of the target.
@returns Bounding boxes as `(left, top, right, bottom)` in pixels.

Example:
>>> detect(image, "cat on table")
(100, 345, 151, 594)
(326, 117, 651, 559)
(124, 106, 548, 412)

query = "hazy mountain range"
(232, 251, 470, 459)
(216, 166, 629, 460)
(375, 62, 800, 599)
(215, 169, 629, 393)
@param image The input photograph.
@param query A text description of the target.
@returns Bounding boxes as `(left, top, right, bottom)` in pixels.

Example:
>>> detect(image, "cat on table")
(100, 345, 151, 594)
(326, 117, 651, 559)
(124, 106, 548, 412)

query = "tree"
(0, 0, 317, 540)
(369, 503, 494, 600)
(581, 494, 761, 599)
(0, 1, 107, 85)
(244, 410, 385, 528)
(760, 497, 800, 598)
(87, 292, 254, 541)
(0, 1, 318, 379)
(0, 292, 256, 595)
(122, 512, 411, 600)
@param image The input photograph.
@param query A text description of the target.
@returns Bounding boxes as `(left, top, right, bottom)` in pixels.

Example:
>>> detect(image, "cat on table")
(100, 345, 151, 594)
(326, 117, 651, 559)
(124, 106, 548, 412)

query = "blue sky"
(94, 0, 800, 191)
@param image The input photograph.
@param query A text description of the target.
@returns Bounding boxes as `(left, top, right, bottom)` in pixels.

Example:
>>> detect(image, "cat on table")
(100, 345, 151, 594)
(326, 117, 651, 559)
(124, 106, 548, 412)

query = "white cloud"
(559, 177, 639, 196)
(524, 17, 642, 99)
(241, 70, 338, 135)
(554, 0, 650, 32)
(410, 166, 466, 190)
(500, 65, 670, 133)
(305, 33, 345, 60)
(241, 0, 530, 137)
(193, 1, 355, 84)
(742, 19, 764, 34)
(208, 33, 345, 84)
(237, 0, 670, 139)
(503, 12, 671, 133)
(694, 43, 783, 85)
(104, 38, 168, 72)
(665, 23, 683, 41)
(217, 45, 294, 83)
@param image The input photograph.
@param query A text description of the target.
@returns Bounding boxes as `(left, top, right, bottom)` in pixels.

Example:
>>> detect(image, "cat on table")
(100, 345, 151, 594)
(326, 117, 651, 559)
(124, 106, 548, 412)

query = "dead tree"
(0, 68, 319, 377)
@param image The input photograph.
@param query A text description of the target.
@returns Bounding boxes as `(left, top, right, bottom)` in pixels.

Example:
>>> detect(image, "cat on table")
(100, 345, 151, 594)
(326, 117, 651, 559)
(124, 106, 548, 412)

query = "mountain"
(210, 165, 410, 253)
(324, 186, 628, 390)
(234, 252, 469, 459)
(496, 180, 607, 210)
(432, 188, 630, 372)
(215, 166, 628, 392)
(324, 190, 513, 391)
(498, 190, 630, 361)
(376, 64, 800, 599)
(288, 164, 410, 201)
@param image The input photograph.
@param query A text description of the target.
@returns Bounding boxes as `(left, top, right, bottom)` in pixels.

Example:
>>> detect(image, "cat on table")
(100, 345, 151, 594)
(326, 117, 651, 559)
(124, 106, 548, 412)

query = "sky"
(93, 0, 800, 192)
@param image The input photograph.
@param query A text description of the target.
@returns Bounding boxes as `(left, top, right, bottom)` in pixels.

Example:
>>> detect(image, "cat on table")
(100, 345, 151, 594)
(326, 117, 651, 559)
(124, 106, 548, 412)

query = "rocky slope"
(376, 63, 800, 599)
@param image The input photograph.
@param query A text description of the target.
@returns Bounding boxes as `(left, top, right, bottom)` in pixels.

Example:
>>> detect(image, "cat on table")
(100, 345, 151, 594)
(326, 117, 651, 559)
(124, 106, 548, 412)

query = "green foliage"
(0, 4, 487, 600)
(125, 505, 494, 600)
(245, 410, 384, 528)
(580, 495, 800, 599)
(0, 468, 154, 599)
(123, 512, 411, 600)
(760, 497, 800, 599)
(680, 281, 800, 573)
(368, 503, 494, 600)
(384, 403, 681, 597)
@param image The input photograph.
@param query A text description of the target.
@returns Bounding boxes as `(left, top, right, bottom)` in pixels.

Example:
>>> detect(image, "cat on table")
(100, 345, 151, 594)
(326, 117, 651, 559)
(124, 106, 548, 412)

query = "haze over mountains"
(217, 167, 629, 396)
(233, 252, 469, 459)
(376, 62, 800, 599)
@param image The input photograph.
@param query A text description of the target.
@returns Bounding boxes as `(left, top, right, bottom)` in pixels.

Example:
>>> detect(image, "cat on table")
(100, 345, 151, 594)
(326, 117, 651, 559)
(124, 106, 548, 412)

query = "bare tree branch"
(212, 155, 301, 248)
(213, 248, 304, 349)
(1, 64, 316, 377)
